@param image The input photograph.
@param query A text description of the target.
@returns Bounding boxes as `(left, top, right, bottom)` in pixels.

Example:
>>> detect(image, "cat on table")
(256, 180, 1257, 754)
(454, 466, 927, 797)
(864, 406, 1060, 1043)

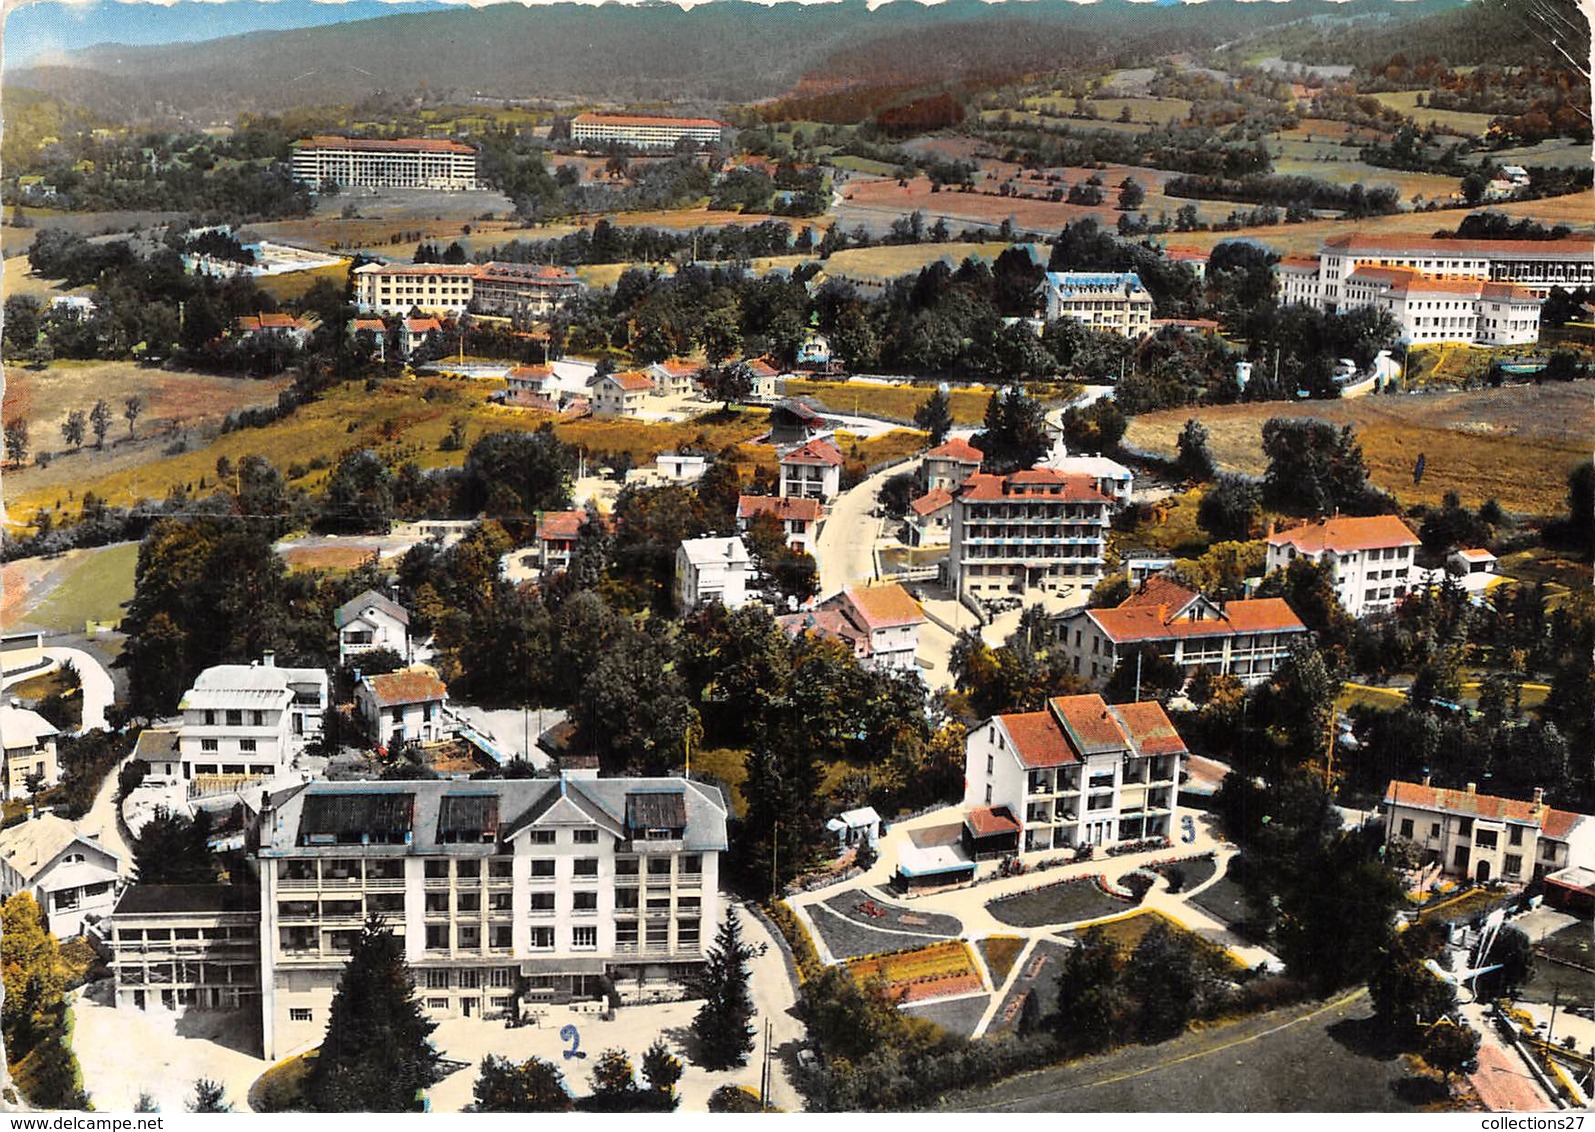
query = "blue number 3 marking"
(561, 1023, 585, 1060)
(1180, 815, 1196, 844)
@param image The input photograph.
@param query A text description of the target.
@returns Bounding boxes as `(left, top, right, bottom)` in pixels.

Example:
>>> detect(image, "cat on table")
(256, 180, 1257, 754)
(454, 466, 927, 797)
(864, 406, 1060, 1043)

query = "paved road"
(2, 646, 116, 734)
(815, 458, 921, 596)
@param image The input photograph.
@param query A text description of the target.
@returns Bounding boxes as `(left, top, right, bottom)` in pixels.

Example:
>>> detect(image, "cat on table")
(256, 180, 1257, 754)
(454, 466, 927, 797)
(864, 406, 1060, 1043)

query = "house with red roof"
(1266, 515, 1421, 618)
(779, 438, 844, 502)
(947, 469, 1114, 602)
(1052, 573, 1308, 686)
(908, 486, 954, 546)
(235, 312, 319, 349)
(588, 370, 655, 417)
(922, 437, 984, 493)
(1382, 778, 1595, 886)
(963, 693, 1185, 856)
(536, 510, 588, 576)
(401, 315, 444, 358)
(737, 494, 824, 554)
(355, 665, 452, 750)
(779, 583, 926, 674)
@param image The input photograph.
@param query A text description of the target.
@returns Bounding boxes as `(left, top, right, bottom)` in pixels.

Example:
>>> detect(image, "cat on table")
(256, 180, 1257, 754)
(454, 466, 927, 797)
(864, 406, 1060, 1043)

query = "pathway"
(1, 646, 116, 734)
(813, 457, 921, 596)
(81, 747, 136, 877)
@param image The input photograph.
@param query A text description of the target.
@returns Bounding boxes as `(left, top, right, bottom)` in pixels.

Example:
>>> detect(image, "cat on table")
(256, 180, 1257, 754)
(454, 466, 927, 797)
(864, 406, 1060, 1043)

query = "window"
(682, 854, 702, 875)
(573, 829, 599, 844)
(457, 892, 480, 914)
(289, 1008, 312, 1023)
(617, 921, 639, 946)
(426, 998, 449, 1011)
(572, 892, 598, 912)
(678, 896, 701, 913)
(678, 919, 701, 947)
(226, 710, 243, 727)
(530, 860, 555, 879)
(425, 969, 451, 989)
(456, 860, 479, 879)
(425, 892, 449, 914)
(648, 857, 671, 877)
(201, 739, 219, 753)
(489, 859, 514, 879)
(1504, 854, 1523, 878)
(1431, 823, 1441, 839)
(530, 927, 554, 949)
(489, 925, 513, 950)
(1476, 829, 1498, 849)
(457, 969, 481, 989)
(488, 892, 513, 912)
(1399, 819, 1414, 839)
(252, 711, 265, 727)
(573, 858, 599, 878)
(424, 860, 450, 880)
(615, 858, 639, 877)
(239, 738, 257, 753)
(647, 922, 669, 947)
(488, 967, 515, 989)
(1457, 818, 1473, 836)
(204, 710, 215, 726)
(425, 925, 449, 950)
(1510, 826, 1524, 847)
(615, 888, 639, 910)
(572, 926, 597, 950)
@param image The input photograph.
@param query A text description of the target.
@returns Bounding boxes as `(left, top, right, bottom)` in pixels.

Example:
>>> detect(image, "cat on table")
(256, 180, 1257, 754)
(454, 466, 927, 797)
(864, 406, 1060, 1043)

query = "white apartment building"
(922, 437, 984, 493)
(777, 584, 926, 674)
(171, 657, 328, 792)
(110, 885, 261, 1014)
(355, 667, 451, 750)
(0, 705, 59, 801)
(779, 438, 844, 502)
(1339, 267, 1542, 346)
(570, 114, 725, 150)
(1281, 233, 1595, 313)
(258, 776, 727, 1058)
(291, 136, 478, 190)
(1051, 574, 1308, 686)
(675, 537, 751, 611)
(1381, 779, 1595, 885)
(947, 469, 1114, 601)
(963, 694, 1184, 855)
(589, 371, 655, 417)
(0, 814, 124, 938)
(334, 589, 412, 667)
(1043, 272, 1154, 337)
(1265, 515, 1421, 618)
(736, 494, 824, 554)
(646, 359, 699, 398)
(353, 262, 581, 318)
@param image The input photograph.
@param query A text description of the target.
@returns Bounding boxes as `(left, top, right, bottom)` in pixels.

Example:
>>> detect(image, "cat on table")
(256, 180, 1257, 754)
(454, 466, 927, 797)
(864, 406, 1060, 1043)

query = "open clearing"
(1124, 382, 1594, 516)
(1367, 91, 1499, 136)
(2, 541, 139, 633)
(783, 378, 993, 425)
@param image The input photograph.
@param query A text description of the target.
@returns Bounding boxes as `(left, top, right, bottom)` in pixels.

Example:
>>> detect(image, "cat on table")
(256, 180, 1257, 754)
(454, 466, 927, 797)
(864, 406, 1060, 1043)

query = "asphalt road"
(938, 989, 1435, 1113)
(815, 458, 920, 596)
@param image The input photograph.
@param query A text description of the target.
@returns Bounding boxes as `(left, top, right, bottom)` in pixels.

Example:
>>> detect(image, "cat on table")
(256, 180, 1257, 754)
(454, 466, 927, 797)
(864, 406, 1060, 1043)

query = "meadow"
(782, 378, 993, 424)
(1367, 91, 1499, 137)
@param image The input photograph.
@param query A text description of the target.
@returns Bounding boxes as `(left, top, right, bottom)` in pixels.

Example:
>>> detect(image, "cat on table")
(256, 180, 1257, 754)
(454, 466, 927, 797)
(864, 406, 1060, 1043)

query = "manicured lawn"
(978, 935, 1027, 985)
(1188, 860, 1252, 932)
(24, 541, 139, 633)
(987, 877, 1134, 928)
(1522, 924, 1595, 1009)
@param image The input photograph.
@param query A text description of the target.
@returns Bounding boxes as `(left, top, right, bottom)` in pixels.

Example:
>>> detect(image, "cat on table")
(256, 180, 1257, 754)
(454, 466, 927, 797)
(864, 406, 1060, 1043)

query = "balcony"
(627, 837, 684, 855)
(678, 872, 703, 888)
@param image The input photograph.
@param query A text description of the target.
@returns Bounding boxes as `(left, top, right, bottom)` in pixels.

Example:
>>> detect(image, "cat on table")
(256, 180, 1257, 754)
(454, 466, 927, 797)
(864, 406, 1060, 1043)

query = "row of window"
(196, 736, 262, 752)
(197, 709, 270, 727)
(277, 854, 703, 884)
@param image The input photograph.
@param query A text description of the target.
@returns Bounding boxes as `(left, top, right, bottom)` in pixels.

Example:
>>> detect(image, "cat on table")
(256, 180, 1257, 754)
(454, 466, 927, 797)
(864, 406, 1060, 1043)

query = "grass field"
(1486, 137, 1595, 169)
(1268, 153, 1461, 202)
(1019, 95, 1192, 125)
(4, 375, 773, 526)
(256, 259, 352, 303)
(835, 428, 926, 469)
(821, 241, 1012, 283)
(830, 155, 899, 177)
(1123, 383, 1595, 516)
(23, 541, 139, 632)
(978, 936, 1027, 985)
(1367, 92, 1498, 137)
(783, 378, 993, 425)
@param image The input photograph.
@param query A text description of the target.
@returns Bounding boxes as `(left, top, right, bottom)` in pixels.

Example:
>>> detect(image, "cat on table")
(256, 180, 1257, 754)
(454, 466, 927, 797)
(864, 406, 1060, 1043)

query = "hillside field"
(1123, 382, 1594, 516)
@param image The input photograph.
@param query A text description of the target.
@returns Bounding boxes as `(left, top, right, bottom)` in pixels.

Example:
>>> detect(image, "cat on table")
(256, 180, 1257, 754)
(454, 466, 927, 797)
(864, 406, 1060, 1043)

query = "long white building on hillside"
(291, 136, 478, 190)
(570, 113, 725, 149)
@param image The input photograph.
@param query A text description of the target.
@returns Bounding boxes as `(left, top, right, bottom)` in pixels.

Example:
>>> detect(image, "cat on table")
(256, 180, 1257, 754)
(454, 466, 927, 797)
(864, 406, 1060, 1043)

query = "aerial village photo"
(0, 0, 1590, 1115)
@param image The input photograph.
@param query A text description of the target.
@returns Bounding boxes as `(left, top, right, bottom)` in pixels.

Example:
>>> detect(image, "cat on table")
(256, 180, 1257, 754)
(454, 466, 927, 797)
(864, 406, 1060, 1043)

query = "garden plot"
(986, 876, 1135, 929)
(845, 939, 984, 1004)
(809, 889, 962, 960)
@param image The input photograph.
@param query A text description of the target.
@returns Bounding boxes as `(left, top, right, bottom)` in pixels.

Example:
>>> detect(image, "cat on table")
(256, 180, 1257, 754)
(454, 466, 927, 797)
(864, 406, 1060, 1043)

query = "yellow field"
(1124, 382, 1594, 516)
(834, 428, 926, 469)
(1368, 92, 1499, 136)
(256, 259, 352, 303)
(783, 378, 993, 425)
(821, 242, 1012, 283)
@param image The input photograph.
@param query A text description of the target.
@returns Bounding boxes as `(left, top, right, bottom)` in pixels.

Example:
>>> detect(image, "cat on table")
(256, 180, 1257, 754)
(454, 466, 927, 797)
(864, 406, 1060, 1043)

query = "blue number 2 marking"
(1180, 815, 1197, 844)
(561, 1023, 585, 1060)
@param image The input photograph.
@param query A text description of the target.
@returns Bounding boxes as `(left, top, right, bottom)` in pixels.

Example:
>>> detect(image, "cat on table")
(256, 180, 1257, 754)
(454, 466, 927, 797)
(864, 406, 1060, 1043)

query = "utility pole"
(1324, 708, 1338, 793)
(771, 820, 781, 904)
(1133, 650, 1142, 703)
(759, 1018, 773, 1110)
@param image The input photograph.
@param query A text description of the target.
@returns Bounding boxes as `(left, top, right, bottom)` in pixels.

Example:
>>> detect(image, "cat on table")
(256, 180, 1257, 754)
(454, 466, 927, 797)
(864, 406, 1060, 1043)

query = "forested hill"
(7, 0, 1465, 123)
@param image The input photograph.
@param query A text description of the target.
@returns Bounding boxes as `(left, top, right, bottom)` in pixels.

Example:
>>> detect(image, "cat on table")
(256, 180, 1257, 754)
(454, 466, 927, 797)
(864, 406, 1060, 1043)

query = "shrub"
(766, 900, 823, 983)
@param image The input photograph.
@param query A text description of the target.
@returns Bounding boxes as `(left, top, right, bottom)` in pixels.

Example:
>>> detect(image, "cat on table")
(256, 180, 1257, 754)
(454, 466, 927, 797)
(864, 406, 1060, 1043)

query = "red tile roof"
(926, 437, 984, 463)
(1000, 711, 1076, 770)
(363, 667, 448, 707)
(1383, 780, 1587, 840)
(652, 357, 701, 377)
(405, 317, 442, 333)
(1454, 547, 1496, 561)
(737, 494, 823, 523)
(1052, 694, 1130, 755)
(1120, 574, 1200, 612)
(352, 318, 386, 333)
(965, 805, 1022, 839)
(1269, 515, 1419, 554)
(1090, 596, 1306, 644)
(840, 583, 924, 630)
(602, 371, 655, 393)
(1164, 246, 1210, 263)
(508, 364, 554, 383)
(297, 135, 475, 155)
(538, 510, 585, 542)
(775, 609, 862, 652)
(910, 487, 954, 517)
(1110, 700, 1189, 757)
(1480, 282, 1542, 303)
(781, 438, 844, 467)
(1277, 255, 1320, 270)
(956, 471, 1111, 504)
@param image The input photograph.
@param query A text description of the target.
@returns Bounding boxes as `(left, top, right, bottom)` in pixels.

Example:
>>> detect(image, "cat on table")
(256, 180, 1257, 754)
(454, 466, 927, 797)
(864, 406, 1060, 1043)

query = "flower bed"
(988, 876, 1132, 927)
(896, 971, 984, 1004)
(847, 939, 979, 986)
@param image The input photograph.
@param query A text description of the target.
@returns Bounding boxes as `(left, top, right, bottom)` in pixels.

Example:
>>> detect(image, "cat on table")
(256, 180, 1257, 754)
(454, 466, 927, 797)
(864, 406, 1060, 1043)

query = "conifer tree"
(687, 907, 757, 1069)
(305, 917, 440, 1112)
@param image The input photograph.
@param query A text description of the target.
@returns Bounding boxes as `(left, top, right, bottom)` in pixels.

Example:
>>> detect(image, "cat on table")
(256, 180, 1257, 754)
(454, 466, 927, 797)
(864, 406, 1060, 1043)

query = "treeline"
(1433, 211, 1573, 241)
(975, 118, 1275, 180)
(1164, 173, 1401, 217)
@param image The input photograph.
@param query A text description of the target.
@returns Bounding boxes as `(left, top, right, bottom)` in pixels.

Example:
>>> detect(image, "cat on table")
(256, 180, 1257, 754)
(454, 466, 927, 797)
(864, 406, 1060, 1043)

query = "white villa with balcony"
(170, 655, 328, 793)
(963, 693, 1185, 856)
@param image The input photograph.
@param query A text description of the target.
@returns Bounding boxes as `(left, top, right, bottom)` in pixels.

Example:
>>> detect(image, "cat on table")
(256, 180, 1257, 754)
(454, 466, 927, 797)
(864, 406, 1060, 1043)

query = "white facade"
(353, 263, 581, 318)
(334, 589, 412, 667)
(1265, 516, 1421, 619)
(258, 777, 728, 1058)
(570, 114, 725, 149)
(675, 538, 752, 611)
(1041, 453, 1134, 508)
(0, 814, 124, 938)
(589, 372, 654, 417)
(963, 694, 1184, 854)
(948, 470, 1114, 601)
(292, 136, 478, 189)
(1381, 780, 1595, 885)
(355, 667, 451, 749)
(0, 705, 59, 801)
(778, 439, 843, 502)
(1043, 272, 1154, 337)
(176, 657, 327, 790)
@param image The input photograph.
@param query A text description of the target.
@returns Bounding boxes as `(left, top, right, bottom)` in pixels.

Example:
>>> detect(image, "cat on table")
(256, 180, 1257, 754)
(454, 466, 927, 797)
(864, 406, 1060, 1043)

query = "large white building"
(963, 693, 1185, 855)
(109, 885, 261, 1014)
(947, 469, 1114, 602)
(570, 113, 725, 150)
(170, 656, 328, 793)
(1051, 574, 1308, 686)
(1277, 233, 1595, 316)
(1337, 267, 1542, 346)
(257, 776, 727, 1058)
(1265, 515, 1421, 619)
(1381, 779, 1595, 885)
(291, 136, 478, 190)
(1043, 271, 1154, 337)
(353, 262, 582, 318)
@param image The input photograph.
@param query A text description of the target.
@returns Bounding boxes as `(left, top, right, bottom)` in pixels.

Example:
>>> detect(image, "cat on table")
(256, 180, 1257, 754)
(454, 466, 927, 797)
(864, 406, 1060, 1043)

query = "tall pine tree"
(687, 907, 757, 1069)
(305, 917, 440, 1111)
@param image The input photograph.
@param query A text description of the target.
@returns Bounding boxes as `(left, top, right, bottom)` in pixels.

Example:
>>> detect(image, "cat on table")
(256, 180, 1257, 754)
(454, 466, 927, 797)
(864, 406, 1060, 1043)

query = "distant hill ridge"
(5, 0, 1472, 123)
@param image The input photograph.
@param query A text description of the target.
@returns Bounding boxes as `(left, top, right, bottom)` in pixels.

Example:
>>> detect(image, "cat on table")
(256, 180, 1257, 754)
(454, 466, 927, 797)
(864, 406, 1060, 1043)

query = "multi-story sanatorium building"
(569, 113, 725, 150)
(256, 776, 727, 1059)
(353, 262, 582, 318)
(291, 136, 479, 190)
(1043, 271, 1155, 337)
(947, 470, 1114, 601)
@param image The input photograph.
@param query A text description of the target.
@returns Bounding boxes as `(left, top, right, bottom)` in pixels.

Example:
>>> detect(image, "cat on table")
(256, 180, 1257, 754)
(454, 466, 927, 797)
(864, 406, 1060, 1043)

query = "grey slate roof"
(334, 589, 411, 630)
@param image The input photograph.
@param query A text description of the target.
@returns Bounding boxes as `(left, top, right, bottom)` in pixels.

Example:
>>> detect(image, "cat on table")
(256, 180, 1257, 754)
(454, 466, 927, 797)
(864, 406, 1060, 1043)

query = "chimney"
(1534, 786, 1546, 806)
(1466, 782, 1476, 794)
(262, 650, 275, 668)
